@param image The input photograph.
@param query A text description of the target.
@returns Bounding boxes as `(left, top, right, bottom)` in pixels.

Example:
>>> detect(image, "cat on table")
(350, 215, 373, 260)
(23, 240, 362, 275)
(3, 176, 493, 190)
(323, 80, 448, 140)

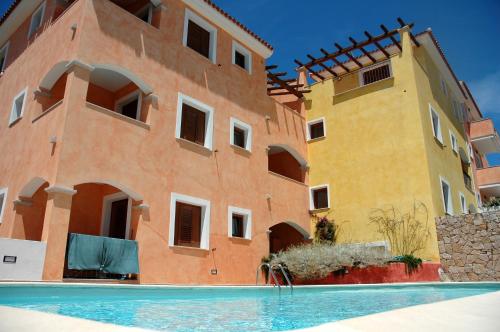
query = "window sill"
(309, 207, 330, 213)
(229, 236, 251, 242)
(183, 45, 216, 65)
(232, 63, 251, 75)
(307, 136, 326, 143)
(176, 137, 213, 154)
(333, 76, 394, 99)
(434, 137, 445, 147)
(169, 245, 209, 252)
(230, 144, 251, 154)
(8, 117, 22, 128)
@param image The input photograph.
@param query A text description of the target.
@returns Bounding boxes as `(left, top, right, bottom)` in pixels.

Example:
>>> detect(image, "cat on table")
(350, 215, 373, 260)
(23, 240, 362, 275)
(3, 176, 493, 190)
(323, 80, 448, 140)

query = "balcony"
(476, 166, 500, 197)
(469, 119, 500, 154)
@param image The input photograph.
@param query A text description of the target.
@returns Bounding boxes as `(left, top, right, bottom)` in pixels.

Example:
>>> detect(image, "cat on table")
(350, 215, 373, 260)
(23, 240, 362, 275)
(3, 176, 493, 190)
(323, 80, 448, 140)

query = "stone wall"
(436, 211, 499, 281)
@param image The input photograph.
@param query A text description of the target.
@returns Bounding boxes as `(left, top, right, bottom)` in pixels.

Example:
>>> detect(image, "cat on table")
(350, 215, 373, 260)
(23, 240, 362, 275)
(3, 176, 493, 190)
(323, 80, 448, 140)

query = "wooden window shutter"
(313, 188, 328, 209)
(174, 202, 202, 247)
(195, 110, 206, 145)
(187, 20, 210, 59)
(181, 104, 206, 146)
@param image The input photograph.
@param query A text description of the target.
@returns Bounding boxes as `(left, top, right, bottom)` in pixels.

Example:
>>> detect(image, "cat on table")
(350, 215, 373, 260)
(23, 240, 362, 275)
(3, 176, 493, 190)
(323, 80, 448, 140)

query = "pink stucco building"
(0, 0, 311, 284)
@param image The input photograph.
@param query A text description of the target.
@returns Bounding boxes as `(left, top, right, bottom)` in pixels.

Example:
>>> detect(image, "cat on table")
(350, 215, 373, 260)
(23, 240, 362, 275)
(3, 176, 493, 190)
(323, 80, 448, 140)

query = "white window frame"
(440, 176, 453, 215)
(115, 90, 142, 121)
(459, 192, 467, 214)
(176, 93, 215, 150)
(28, 2, 46, 39)
(0, 187, 8, 224)
(0, 41, 9, 72)
(449, 130, 458, 153)
(169, 192, 211, 250)
(358, 61, 392, 86)
(9, 87, 28, 126)
(306, 117, 326, 141)
(467, 142, 473, 163)
(309, 184, 330, 210)
(227, 206, 252, 240)
(135, 3, 153, 24)
(229, 117, 252, 151)
(429, 104, 443, 144)
(100, 192, 132, 240)
(232, 41, 252, 74)
(182, 9, 218, 63)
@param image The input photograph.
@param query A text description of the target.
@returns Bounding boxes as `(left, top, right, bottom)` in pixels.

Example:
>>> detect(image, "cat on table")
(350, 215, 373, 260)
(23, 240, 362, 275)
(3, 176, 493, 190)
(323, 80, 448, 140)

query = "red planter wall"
(293, 263, 441, 285)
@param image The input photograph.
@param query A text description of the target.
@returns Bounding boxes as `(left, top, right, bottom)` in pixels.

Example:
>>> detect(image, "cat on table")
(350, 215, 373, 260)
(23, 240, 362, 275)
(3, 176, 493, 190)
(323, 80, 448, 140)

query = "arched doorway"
(269, 222, 310, 254)
(64, 182, 141, 280)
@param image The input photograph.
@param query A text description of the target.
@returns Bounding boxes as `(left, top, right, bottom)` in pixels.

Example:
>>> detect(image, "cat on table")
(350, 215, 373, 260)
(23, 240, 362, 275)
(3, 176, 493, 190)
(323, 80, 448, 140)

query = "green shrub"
(270, 243, 390, 280)
(393, 254, 423, 274)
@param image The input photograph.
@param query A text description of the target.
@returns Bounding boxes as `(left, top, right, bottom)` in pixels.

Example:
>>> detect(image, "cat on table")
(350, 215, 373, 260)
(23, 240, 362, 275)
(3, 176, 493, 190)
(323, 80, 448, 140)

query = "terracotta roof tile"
(202, 0, 273, 51)
(1, 0, 273, 51)
(0, 0, 21, 26)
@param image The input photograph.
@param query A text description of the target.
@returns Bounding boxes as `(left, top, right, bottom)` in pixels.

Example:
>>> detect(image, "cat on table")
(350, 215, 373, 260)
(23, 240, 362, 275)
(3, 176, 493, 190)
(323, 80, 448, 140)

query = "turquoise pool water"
(0, 283, 498, 331)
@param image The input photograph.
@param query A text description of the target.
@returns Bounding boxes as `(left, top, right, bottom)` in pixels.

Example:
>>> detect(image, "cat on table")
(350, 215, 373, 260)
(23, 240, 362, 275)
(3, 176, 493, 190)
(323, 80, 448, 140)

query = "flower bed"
(292, 262, 441, 285)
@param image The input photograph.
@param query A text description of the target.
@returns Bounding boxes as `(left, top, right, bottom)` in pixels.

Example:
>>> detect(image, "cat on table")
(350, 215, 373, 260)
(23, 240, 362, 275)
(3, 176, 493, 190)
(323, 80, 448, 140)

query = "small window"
(307, 118, 325, 140)
(228, 206, 251, 239)
(230, 117, 252, 151)
(115, 91, 142, 120)
(440, 77, 448, 96)
(0, 42, 9, 72)
(476, 192, 482, 208)
(176, 93, 214, 150)
(136, 4, 153, 24)
(459, 192, 467, 214)
(360, 63, 391, 86)
(169, 193, 210, 249)
(440, 177, 453, 215)
(449, 130, 458, 153)
(0, 187, 7, 223)
(28, 2, 46, 39)
(9, 88, 28, 126)
(429, 105, 443, 143)
(232, 41, 252, 74)
(310, 185, 329, 210)
(183, 10, 217, 62)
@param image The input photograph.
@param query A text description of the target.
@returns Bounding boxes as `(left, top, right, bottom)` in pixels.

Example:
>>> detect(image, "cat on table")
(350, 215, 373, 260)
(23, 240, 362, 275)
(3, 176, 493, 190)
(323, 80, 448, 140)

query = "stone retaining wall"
(436, 211, 499, 281)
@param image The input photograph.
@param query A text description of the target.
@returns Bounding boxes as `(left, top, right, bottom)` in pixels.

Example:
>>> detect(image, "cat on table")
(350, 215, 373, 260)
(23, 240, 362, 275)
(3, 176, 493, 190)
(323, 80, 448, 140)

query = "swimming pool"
(0, 283, 498, 331)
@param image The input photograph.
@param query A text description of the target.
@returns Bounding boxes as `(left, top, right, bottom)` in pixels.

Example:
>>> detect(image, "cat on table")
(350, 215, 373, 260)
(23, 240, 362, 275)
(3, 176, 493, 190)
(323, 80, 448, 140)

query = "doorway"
(101, 192, 131, 239)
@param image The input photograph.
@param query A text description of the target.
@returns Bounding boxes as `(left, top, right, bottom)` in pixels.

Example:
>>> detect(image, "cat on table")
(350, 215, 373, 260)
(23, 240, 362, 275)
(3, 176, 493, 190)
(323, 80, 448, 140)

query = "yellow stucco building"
(302, 27, 478, 260)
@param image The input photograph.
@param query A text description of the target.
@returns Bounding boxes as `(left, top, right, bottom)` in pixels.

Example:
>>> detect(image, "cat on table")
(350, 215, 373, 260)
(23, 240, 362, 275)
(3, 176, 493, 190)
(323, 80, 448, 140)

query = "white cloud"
(469, 69, 500, 115)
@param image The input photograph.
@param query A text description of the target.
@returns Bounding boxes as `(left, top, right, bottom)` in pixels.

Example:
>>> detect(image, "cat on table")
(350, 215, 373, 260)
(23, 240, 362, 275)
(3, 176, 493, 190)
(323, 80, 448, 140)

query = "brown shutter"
(187, 20, 210, 59)
(314, 188, 328, 209)
(181, 105, 196, 142)
(195, 110, 206, 145)
(181, 104, 206, 146)
(174, 202, 202, 247)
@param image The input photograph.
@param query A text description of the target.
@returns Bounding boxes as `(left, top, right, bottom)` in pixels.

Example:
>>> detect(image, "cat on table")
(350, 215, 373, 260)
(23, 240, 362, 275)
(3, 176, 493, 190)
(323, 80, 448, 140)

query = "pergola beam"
(349, 37, 376, 63)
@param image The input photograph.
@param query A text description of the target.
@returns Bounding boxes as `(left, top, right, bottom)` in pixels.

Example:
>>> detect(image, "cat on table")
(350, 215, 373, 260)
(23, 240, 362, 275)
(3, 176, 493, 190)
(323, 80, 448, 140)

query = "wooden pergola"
(266, 65, 311, 99)
(294, 18, 420, 81)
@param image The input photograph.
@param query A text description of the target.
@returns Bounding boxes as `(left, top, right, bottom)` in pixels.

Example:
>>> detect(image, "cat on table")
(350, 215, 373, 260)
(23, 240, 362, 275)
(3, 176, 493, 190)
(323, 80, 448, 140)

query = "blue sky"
(1, 0, 499, 163)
